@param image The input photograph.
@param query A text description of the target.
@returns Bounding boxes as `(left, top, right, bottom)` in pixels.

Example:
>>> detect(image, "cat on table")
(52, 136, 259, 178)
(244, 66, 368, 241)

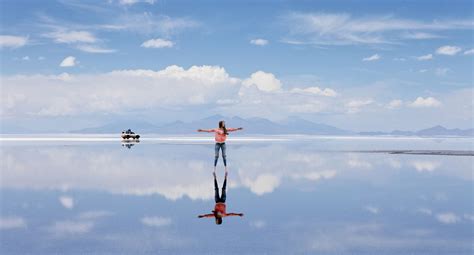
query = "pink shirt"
(203, 128, 239, 143)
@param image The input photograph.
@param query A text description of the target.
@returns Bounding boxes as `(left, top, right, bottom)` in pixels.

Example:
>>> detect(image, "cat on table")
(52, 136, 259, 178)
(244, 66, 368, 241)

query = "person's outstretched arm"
(198, 213, 214, 218)
(197, 129, 216, 132)
(226, 213, 244, 217)
(227, 127, 243, 132)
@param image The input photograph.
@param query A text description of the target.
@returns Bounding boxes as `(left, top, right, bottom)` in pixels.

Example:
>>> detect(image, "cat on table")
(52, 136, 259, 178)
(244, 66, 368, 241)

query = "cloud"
(409, 97, 441, 108)
(241, 174, 280, 195)
(402, 32, 441, 40)
(48, 220, 94, 235)
(250, 220, 266, 229)
(141, 38, 174, 48)
(2, 65, 239, 117)
(362, 54, 380, 61)
(22, 56, 30, 61)
(0, 35, 28, 48)
(417, 54, 433, 61)
(243, 71, 282, 92)
(435, 45, 462, 56)
(110, 12, 199, 36)
(78, 210, 113, 219)
(59, 196, 75, 209)
(45, 30, 97, 44)
(364, 206, 379, 214)
(345, 99, 373, 113)
(60, 56, 77, 67)
(436, 212, 460, 224)
(250, 38, 268, 46)
(141, 216, 172, 227)
(290, 87, 337, 97)
(282, 12, 473, 45)
(0, 216, 27, 229)
(411, 160, 440, 172)
(386, 99, 403, 109)
(416, 208, 432, 216)
(435, 67, 450, 76)
(464, 48, 474, 55)
(76, 45, 116, 53)
(117, 0, 156, 5)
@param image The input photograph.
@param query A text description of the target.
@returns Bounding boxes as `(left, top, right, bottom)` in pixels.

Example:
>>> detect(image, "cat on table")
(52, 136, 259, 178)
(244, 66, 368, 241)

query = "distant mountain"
(359, 125, 474, 137)
(71, 120, 159, 134)
(70, 115, 351, 135)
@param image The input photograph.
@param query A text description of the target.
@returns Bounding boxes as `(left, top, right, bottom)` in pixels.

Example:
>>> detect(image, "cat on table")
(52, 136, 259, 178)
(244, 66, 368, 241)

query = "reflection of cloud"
(141, 216, 172, 228)
(364, 206, 379, 214)
(290, 170, 337, 181)
(48, 220, 94, 235)
(436, 213, 460, 224)
(347, 155, 372, 169)
(250, 220, 266, 229)
(416, 208, 432, 216)
(59, 196, 74, 209)
(463, 214, 474, 221)
(78, 210, 113, 220)
(241, 174, 280, 196)
(0, 216, 27, 230)
(411, 161, 440, 172)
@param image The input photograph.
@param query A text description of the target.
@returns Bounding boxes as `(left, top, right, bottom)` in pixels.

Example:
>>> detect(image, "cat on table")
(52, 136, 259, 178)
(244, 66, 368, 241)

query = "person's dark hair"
(215, 217, 223, 225)
(219, 120, 228, 135)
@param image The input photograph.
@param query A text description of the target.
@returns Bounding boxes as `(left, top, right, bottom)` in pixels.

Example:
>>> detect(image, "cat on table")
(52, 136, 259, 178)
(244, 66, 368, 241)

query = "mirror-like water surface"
(1, 136, 473, 254)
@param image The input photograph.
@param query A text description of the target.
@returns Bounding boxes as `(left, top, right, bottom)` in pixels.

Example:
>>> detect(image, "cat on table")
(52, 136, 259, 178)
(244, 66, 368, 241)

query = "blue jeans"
(214, 142, 227, 167)
(214, 176, 227, 203)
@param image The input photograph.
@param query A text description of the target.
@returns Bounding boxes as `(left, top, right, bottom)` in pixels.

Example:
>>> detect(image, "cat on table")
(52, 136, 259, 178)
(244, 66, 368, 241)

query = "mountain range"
(69, 115, 474, 137)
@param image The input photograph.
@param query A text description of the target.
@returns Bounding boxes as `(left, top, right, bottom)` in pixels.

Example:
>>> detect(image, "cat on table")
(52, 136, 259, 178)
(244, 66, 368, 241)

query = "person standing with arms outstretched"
(197, 120, 243, 173)
(198, 172, 244, 225)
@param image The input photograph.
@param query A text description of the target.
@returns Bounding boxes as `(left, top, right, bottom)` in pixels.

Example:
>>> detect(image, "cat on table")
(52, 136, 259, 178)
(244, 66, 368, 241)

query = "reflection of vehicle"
(121, 141, 139, 149)
(121, 129, 140, 140)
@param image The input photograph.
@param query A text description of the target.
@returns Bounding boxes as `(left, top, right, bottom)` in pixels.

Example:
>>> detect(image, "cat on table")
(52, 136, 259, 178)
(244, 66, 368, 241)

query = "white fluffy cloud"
(0, 216, 27, 229)
(243, 71, 282, 92)
(48, 220, 94, 235)
(76, 45, 116, 53)
(409, 97, 441, 108)
(117, 0, 156, 5)
(417, 54, 433, 61)
(0, 35, 28, 48)
(436, 213, 460, 224)
(59, 196, 75, 209)
(141, 216, 172, 227)
(435, 45, 462, 56)
(250, 38, 268, 46)
(411, 160, 440, 172)
(60, 56, 77, 67)
(386, 99, 403, 109)
(346, 99, 373, 113)
(2, 65, 239, 117)
(464, 48, 474, 55)
(291, 87, 337, 97)
(362, 54, 380, 61)
(141, 38, 174, 48)
(45, 30, 97, 44)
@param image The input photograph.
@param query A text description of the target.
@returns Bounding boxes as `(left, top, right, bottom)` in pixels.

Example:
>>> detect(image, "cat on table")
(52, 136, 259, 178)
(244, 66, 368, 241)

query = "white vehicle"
(121, 129, 140, 140)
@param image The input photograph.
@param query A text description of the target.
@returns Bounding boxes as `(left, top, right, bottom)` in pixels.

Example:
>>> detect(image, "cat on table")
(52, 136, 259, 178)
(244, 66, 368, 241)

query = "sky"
(0, 0, 473, 132)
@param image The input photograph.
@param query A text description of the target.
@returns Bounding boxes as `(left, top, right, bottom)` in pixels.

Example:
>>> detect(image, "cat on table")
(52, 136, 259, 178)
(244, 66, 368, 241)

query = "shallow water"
(1, 136, 473, 254)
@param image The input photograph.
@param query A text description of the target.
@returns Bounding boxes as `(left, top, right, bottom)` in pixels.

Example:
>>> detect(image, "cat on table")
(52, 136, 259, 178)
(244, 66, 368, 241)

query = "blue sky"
(1, 0, 473, 131)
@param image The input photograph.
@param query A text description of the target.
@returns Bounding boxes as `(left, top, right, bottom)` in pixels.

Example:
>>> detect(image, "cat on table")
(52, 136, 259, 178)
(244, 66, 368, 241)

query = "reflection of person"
(198, 173, 243, 225)
(197, 121, 243, 172)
